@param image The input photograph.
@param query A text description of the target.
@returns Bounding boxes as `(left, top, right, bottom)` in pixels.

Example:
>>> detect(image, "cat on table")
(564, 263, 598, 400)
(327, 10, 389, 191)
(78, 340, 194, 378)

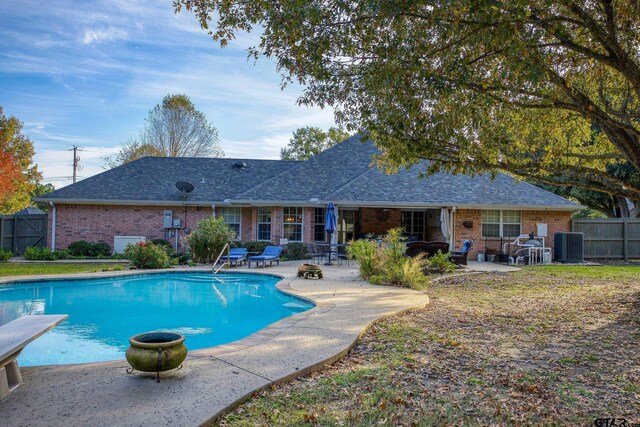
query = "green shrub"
(91, 242, 111, 257)
(67, 240, 112, 257)
(124, 242, 172, 269)
(370, 254, 429, 290)
(238, 241, 271, 253)
(150, 238, 176, 257)
(348, 228, 429, 290)
(0, 249, 12, 262)
(423, 250, 456, 275)
(23, 247, 47, 260)
(175, 252, 192, 265)
(23, 246, 67, 261)
(151, 238, 172, 248)
(185, 216, 236, 263)
(382, 228, 407, 267)
(68, 240, 92, 256)
(347, 237, 380, 280)
(282, 242, 309, 260)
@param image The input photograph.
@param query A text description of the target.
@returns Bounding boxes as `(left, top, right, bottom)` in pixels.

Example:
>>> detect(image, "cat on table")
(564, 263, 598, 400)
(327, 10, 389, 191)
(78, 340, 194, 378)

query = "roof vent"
(232, 161, 248, 169)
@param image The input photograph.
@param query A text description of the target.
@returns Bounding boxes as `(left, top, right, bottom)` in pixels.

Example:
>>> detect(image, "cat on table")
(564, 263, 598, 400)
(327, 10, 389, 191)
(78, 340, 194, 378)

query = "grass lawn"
(217, 265, 640, 426)
(0, 262, 127, 277)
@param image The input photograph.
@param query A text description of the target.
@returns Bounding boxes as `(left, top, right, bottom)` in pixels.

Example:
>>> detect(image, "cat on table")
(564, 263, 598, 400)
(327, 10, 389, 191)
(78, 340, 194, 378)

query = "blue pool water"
(0, 272, 313, 366)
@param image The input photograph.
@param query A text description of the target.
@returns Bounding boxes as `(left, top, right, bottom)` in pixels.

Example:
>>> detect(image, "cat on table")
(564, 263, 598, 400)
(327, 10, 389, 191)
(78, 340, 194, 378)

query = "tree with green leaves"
(280, 126, 349, 160)
(104, 140, 164, 169)
(30, 183, 56, 212)
(536, 161, 639, 217)
(176, 1, 640, 201)
(105, 94, 223, 167)
(0, 107, 41, 214)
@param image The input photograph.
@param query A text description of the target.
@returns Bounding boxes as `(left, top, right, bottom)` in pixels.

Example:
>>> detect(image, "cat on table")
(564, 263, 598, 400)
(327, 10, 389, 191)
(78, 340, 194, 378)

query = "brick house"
(38, 135, 580, 257)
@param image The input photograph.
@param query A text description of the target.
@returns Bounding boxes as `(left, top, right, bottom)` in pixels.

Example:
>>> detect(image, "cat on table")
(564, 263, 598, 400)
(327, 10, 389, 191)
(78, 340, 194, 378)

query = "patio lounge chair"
(248, 246, 283, 268)
(220, 247, 248, 267)
(450, 240, 473, 265)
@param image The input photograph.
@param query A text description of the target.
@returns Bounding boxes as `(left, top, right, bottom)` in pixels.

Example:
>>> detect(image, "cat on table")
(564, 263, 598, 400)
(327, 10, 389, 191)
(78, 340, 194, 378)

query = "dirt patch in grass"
(216, 266, 640, 426)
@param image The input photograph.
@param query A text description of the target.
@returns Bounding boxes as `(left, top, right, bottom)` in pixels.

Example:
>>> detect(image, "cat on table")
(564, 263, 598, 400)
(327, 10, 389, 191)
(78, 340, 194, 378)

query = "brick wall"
(270, 207, 283, 243)
(360, 208, 402, 235)
(453, 209, 572, 259)
(49, 204, 213, 250)
(303, 207, 314, 243)
(49, 204, 573, 256)
(241, 207, 254, 241)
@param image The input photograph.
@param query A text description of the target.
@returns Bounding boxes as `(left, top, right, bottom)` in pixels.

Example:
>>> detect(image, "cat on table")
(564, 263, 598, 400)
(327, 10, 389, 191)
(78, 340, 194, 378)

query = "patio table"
(314, 243, 348, 265)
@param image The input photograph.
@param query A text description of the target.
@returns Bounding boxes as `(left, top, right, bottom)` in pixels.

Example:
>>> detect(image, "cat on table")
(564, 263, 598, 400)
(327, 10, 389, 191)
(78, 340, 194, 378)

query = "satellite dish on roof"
(176, 181, 194, 193)
(176, 181, 194, 200)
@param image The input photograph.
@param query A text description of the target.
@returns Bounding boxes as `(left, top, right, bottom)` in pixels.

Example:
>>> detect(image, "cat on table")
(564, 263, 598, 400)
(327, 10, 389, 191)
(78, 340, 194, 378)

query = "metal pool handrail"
(212, 243, 231, 274)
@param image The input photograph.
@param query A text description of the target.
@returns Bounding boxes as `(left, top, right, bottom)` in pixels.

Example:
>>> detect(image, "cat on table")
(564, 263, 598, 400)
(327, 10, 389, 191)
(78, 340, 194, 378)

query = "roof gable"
(237, 134, 378, 201)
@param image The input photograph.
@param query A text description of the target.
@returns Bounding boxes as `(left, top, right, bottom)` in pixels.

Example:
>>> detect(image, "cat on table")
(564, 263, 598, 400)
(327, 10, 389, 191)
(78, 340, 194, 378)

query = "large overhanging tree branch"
(175, 0, 640, 199)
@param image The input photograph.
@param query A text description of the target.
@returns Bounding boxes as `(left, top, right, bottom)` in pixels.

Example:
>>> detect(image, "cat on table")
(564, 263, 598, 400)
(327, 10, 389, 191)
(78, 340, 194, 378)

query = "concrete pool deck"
(0, 263, 430, 426)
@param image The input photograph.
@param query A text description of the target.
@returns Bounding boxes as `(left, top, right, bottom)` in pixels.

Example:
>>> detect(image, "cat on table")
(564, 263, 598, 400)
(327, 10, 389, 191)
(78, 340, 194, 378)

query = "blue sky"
(0, 0, 335, 187)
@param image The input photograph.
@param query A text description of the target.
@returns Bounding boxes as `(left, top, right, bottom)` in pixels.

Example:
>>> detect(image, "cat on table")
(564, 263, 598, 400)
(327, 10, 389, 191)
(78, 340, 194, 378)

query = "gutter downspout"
(450, 207, 457, 250)
(211, 204, 216, 218)
(50, 202, 56, 250)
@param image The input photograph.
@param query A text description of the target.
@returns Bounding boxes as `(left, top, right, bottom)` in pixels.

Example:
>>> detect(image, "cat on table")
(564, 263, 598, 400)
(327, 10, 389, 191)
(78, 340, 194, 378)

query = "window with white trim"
(257, 207, 271, 241)
(481, 210, 521, 238)
(221, 207, 241, 239)
(282, 207, 303, 242)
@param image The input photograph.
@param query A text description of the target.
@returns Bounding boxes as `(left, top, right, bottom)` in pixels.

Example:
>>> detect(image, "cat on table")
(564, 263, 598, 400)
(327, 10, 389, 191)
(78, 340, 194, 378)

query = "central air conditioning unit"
(114, 236, 146, 254)
(554, 232, 584, 263)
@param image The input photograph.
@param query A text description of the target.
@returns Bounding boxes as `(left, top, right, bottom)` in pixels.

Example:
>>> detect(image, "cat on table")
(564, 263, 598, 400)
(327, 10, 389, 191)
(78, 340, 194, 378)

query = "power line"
(66, 145, 85, 184)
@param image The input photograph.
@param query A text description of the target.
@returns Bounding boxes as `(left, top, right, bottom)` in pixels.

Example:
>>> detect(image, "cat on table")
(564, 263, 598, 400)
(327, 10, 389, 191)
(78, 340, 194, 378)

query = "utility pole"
(68, 145, 84, 183)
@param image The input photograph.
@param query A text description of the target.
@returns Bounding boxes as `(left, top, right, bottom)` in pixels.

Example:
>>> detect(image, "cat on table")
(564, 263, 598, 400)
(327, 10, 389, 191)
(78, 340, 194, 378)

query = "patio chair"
(307, 243, 326, 264)
(336, 244, 350, 266)
(450, 240, 473, 265)
(248, 245, 283, 268)
(220, 247, 248, 267)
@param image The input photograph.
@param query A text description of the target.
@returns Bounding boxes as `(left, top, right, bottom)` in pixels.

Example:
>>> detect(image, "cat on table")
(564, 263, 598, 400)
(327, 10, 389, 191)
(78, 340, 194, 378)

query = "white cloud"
(1, 0, 342, 189)
(82, 27, 128, 45)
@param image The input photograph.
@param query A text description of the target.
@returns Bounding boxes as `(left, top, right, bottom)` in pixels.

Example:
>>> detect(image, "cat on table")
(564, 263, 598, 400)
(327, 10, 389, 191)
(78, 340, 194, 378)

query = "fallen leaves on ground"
(216, 266, 640, 426)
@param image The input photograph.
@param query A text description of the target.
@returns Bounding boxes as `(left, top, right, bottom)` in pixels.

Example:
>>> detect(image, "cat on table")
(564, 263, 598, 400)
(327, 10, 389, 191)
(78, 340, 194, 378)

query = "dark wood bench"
(0, 315, 68, 401)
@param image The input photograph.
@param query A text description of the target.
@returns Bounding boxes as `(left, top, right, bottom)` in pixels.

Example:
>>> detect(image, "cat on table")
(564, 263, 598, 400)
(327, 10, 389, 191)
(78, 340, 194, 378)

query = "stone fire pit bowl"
(126, 332, 187, 382)
(297, 263, 323, 279)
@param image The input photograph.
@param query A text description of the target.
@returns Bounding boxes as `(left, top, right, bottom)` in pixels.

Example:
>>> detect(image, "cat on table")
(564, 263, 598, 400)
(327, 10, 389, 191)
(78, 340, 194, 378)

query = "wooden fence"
(572, 218, 640, 259)
(0, 214, 48, 255)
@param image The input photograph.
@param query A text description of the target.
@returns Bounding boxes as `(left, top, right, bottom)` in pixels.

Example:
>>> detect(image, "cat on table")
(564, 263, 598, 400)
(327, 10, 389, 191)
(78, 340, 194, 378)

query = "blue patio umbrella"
(324, 202, 338, 264)
(325, 202, 337, 235)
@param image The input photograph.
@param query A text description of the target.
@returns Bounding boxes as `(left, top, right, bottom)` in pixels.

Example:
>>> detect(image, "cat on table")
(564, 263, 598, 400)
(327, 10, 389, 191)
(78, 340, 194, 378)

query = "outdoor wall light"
(462, 221, 473, 228)
(376, 209, 390, 221)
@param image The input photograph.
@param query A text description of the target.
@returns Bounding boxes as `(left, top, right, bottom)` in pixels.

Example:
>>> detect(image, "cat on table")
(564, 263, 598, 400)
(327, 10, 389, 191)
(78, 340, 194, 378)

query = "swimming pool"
(0, 272, 314, 366)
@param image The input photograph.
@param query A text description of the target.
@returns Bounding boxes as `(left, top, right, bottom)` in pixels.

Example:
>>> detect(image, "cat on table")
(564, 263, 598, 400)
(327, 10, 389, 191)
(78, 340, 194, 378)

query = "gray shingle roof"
(40, 135, 579, 209)
(41, 157, 300, 203)
(237, 134, 378, 201)
(326, 162, 578, 208)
